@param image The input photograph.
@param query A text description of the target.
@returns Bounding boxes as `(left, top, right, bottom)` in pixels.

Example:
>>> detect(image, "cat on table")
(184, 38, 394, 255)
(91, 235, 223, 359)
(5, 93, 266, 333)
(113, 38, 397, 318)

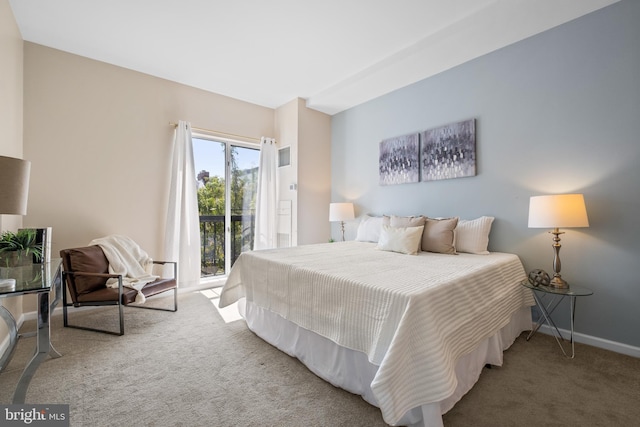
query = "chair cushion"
(75, 287, 122, 303)
(75, 277, 177, 305)
(66, 246, 110, 295)
(140, 278, 177, 299)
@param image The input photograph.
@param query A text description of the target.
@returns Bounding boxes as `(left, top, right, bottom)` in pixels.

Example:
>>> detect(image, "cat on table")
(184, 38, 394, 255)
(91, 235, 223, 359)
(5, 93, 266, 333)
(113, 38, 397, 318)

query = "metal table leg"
(526, 291, 577, 358)
(527, 293, 564, 338)
(12, 290, 61, 403)
(0, 305, 19, 373)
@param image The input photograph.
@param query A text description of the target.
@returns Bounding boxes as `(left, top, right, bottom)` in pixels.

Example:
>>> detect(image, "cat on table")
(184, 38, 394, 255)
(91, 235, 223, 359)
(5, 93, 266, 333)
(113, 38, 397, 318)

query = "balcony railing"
(200, 213, 255, 277)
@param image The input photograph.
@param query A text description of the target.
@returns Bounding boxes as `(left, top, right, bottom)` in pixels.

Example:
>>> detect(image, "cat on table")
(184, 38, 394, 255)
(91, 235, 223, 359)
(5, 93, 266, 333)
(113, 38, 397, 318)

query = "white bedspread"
(219, 241, 534, 425)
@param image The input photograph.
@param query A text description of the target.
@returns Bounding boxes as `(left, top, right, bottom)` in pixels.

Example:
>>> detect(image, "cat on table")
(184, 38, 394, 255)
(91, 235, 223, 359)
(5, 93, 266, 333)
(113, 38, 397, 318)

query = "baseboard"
(0, 312, 26, 361)
(193, 276, 226, 290)
(537, 324, 640, 358)
(19, 311, 38, 322)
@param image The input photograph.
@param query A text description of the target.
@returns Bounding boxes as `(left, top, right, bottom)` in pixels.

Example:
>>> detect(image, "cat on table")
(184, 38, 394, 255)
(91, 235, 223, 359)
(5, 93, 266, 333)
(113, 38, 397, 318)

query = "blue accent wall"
(331, 0, 640, 348)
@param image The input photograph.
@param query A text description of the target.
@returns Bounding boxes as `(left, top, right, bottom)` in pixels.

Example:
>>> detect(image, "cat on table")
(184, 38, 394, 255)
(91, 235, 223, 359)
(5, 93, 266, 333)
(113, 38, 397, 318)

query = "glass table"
(0, 259, 63, 403)
(521, 280, 593, 358)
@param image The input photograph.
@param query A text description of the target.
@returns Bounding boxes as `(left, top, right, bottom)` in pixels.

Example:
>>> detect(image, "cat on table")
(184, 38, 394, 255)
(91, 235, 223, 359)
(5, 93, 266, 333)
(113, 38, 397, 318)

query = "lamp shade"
(0, 156, 31, 215)
(528, 194, 589, 228)
(329, 203, 354, 222)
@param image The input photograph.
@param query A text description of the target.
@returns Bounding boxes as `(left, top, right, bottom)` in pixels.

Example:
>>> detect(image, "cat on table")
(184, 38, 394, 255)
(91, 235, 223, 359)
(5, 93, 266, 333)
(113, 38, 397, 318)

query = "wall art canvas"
(420, 119, 476, 181)
(379, 133, 420, 186)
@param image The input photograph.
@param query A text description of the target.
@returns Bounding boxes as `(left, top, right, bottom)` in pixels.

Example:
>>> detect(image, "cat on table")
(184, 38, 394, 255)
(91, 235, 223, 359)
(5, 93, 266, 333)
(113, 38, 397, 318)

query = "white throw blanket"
(89, 235, 158, 304)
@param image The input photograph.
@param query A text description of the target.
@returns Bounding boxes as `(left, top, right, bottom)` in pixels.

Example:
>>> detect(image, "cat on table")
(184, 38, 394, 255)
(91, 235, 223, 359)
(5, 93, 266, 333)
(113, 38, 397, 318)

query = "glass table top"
(0, 259, 62, 296)
(521, 280, 593, 296)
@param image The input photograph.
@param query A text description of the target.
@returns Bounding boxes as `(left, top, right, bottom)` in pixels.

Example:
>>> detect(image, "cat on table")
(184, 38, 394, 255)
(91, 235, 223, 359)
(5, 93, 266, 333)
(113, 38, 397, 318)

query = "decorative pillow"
(66, 246, 110, 295)
(383, 215, 427, 250)
(382, 215, 426, 227)
(454, 216, 495, 255)
(377, 225, 424, 255)
(355, 215, 383, 243)
(422, 217, 459, 254)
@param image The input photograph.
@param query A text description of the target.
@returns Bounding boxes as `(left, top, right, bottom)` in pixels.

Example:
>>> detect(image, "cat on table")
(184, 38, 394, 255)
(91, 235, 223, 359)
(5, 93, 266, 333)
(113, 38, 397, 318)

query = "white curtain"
(253, 137, 278, 250)
(165, 120, 201, 287)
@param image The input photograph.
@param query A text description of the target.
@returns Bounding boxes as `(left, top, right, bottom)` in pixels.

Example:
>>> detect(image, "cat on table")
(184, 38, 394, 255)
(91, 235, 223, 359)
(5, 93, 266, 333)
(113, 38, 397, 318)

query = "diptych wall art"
(420, 119, 476, 181)
(378, 119, 476, 185)
(379, 133, 420, 186)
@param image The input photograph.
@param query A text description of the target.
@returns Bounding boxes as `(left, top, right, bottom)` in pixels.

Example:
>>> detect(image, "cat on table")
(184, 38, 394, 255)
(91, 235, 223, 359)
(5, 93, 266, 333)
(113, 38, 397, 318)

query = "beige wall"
(275, 98, 331, 246)
(23, 43, 275, 259)
(274, 99, 299, 245)
(3, 8, 331, 327)
(297, 100, 331, 245)
(0, 0, 25, 340)
(0, 0, 23, 183)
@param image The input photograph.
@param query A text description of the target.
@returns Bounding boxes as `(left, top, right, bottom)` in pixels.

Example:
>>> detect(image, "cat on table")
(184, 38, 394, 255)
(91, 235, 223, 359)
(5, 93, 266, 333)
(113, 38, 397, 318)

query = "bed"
(219, 238, 534, 427)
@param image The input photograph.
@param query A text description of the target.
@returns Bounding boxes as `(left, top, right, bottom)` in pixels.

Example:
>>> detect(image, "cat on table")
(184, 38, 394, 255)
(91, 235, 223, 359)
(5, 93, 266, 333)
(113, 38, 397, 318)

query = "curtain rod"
(169, 122, 261, 143)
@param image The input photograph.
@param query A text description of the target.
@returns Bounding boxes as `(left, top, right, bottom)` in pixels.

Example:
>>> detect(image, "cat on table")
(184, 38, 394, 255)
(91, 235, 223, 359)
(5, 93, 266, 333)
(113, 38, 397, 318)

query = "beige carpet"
(1, 290, 638, 426)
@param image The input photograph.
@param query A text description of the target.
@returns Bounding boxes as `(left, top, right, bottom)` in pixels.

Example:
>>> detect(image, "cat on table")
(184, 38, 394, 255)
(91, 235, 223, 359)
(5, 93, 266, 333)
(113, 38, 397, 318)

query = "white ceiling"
(9, 0, 618, 115)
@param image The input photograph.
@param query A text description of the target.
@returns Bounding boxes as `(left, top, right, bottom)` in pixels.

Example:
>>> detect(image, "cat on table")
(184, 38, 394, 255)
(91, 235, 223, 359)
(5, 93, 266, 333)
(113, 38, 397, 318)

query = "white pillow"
(376, 225, 424, 255)
(382, 215, 427, 250)
(454, 216, 495, 254)
(355, 215, 384, 242)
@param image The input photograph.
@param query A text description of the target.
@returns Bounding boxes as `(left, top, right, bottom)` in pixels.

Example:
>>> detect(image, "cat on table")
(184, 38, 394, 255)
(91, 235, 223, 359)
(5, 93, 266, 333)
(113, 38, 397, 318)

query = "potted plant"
(0, 229, 43, 267)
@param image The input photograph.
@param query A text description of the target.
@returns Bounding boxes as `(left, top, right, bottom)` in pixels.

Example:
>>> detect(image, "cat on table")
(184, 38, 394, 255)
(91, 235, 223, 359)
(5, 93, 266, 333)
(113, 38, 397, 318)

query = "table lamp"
(0, 155, 31, 289)
(0, 156, 31, 216)
(329, 202, 354, 242)
(528, 194, 589, 289)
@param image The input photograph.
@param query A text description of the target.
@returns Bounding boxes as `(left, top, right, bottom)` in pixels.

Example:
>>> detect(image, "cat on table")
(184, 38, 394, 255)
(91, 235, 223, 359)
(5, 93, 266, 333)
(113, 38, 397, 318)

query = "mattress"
(219, 241, 534, 425)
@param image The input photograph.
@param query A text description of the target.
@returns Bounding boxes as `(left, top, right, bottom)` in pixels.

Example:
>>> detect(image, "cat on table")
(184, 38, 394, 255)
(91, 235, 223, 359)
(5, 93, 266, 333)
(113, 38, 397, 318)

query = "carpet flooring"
(1, 290, 638, 426)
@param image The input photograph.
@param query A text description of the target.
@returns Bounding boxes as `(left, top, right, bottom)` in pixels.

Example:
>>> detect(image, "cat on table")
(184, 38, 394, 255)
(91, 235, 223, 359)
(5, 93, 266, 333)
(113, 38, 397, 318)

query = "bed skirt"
(238, 299, 531, 427)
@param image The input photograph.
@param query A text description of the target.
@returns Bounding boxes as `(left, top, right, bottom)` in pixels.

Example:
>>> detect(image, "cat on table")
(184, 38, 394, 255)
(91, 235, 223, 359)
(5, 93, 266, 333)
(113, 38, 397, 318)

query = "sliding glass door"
(193, 137, 259, 278)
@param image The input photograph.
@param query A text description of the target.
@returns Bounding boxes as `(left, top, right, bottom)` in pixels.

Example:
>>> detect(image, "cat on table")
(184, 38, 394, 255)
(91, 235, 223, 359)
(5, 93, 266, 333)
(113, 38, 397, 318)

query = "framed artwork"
(379, 133, 420, 186)
(420, 119, 476, 182)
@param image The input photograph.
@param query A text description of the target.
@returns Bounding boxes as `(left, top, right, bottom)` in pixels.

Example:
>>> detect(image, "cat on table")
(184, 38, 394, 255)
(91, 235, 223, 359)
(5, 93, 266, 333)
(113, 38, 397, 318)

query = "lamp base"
(549, 228, 569, 289)
(549, 275, 569, 289)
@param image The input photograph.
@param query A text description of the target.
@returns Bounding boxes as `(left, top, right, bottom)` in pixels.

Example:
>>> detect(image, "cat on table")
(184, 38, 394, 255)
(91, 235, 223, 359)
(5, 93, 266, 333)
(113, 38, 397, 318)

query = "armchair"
(60, 245, 177, 335)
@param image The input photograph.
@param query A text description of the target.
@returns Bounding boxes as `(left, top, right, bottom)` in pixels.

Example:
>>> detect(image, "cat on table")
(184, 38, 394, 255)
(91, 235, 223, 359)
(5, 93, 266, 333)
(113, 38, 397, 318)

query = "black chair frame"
(62, 261, 177, 336)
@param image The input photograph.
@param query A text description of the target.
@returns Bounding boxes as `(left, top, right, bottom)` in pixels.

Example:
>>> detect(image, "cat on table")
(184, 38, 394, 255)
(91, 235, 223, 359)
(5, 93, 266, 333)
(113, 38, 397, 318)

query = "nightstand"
(521, 281, 593, 358)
